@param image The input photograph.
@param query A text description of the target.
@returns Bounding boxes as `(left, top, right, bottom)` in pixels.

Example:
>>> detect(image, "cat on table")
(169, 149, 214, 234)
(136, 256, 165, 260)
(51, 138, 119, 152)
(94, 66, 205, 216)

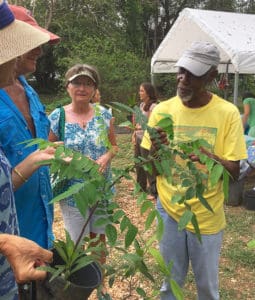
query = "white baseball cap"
(176, 41, 220, 76)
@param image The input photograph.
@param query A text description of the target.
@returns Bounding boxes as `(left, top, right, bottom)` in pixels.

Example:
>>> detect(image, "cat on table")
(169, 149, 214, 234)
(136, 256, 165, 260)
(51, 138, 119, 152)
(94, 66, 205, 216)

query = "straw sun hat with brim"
(0, 0, 50, 65)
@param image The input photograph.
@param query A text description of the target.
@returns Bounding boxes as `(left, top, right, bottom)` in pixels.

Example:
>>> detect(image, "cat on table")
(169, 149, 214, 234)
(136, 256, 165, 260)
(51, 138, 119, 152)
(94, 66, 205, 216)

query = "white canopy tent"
(151, 8, 255, 105)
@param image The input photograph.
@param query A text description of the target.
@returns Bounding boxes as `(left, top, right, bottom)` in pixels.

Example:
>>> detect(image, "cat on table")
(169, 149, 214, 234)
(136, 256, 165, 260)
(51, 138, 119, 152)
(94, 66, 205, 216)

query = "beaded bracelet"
(13, 167, 28, 183)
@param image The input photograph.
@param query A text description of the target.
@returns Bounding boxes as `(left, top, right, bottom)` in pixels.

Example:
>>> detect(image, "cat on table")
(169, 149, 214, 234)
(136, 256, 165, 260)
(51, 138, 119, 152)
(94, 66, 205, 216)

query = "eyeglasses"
(69, 79, 95, 88)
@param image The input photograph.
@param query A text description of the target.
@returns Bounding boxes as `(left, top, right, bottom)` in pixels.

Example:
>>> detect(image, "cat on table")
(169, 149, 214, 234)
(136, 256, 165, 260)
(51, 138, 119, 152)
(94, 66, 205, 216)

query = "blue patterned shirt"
(0, 147, 19, 300)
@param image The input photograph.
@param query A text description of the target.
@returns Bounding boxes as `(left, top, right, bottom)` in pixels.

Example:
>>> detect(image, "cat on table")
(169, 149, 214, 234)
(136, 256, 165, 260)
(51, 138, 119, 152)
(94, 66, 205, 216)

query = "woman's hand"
(12, 144, 60, 190)
(30, 145, 57, 165)
(0, 234, 52, 283)
(96, 153, 111, 173)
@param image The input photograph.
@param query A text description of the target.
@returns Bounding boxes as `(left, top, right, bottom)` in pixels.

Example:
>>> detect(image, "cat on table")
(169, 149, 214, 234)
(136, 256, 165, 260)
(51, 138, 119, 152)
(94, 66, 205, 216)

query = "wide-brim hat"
(0, 1, 50, 65)
(9, 4, 60, 44)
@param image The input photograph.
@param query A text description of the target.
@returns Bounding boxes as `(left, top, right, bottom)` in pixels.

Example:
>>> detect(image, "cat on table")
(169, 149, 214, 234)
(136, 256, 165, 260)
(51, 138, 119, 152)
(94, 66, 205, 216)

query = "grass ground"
(54, 133, 255, 299)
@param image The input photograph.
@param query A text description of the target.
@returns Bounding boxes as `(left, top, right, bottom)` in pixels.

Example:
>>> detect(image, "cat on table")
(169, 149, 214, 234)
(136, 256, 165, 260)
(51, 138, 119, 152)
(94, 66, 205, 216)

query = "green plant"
(45, 230, 95, 286)
(248, 240, 255, 249)
(127, 93, 137, 108)
(30, 102, 229, 299)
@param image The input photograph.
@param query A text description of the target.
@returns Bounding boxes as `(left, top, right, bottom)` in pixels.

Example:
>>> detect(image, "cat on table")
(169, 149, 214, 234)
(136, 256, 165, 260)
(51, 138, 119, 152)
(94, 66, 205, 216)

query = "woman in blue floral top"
(48, 64, 118, 265)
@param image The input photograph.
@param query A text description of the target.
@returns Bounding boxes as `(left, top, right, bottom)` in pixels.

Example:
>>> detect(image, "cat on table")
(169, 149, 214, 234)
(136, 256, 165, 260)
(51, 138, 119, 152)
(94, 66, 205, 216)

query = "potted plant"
(25, 103, 229, 300)
(35, 232, 102, 300)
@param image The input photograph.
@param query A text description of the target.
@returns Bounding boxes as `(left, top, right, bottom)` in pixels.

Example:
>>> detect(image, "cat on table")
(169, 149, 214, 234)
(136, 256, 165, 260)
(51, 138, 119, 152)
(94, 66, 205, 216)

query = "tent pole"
(233, 72, 239, 106)
(151, 72, 155, 85)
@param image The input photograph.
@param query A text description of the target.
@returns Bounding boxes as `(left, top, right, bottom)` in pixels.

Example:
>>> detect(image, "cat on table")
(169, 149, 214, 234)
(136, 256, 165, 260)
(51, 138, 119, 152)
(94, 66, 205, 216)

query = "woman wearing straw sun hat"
(0, 1, 55, 299)
(0, 0, 50, 86)
(0, 4, 61, 251)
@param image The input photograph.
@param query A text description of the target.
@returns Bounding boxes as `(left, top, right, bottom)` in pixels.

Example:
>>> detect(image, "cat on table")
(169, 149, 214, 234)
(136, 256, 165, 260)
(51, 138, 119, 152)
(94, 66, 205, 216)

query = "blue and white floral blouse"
(48, 104, 113, 207)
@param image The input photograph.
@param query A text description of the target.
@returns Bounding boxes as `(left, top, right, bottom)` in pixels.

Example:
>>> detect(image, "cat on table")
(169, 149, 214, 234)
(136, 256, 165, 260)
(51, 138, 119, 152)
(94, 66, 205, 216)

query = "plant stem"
(73, 203, 99, 253)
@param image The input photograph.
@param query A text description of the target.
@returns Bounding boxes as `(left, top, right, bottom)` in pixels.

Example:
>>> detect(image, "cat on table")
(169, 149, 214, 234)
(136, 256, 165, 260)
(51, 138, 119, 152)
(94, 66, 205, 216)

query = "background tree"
(8, 0, 255, 106)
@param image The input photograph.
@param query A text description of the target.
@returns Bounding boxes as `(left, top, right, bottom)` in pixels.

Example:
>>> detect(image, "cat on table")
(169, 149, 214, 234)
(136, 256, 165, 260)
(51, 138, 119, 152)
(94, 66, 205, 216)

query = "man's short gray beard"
(177, 90, 193, 103)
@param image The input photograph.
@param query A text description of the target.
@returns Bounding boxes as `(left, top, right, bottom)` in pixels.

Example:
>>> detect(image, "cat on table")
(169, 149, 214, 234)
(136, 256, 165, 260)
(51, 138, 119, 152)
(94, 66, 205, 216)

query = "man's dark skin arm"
(149, 127, 240, 180)
(198, 147, 240, 180)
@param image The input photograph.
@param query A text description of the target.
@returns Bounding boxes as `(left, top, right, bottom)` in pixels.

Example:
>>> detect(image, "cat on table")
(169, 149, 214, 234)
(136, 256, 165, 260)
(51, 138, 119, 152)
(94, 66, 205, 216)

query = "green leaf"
(149, 248, 170, 275)
(112, 101, 135, 113)
(136, 287, 146, 297)
(49, 265, 66, 282)
(105, 224, 117, 246)
(125, 224, 138, 248)
(137, 260, 155, 282)
(74, 192, 89, 218)
(185, 187, 196, 200)
(134, 239, 144, 256)
(181, 179, 193, 187)
(140, 200, 154, 214)
(197, 194, 213, 213)
(178, 210, 193, 231)
(50, 182, 84, 204)
(118, 120, 134, 129)
(171, 194, 184, 204)
(64, 230, 75, 258)
(145, 210, 157, 231)
(170, 279, 184, 300)
(122, 253, 141, 263)
(205, 157, 215, 172)
(191, 214, 201, 243)
(223, 169, 229, 200)
(108, 275, 115, 288)
(247, 239, 255, 249)
(155, 210, 164, 241)
(120, 216, 130, 233)
(112, 210, 125, 222)
(157, 117, 173, 130)
(70, 255, 94, 274)
(210, 163, 224, 187)
(54, 241, 68, 263)
(94, 217, 110, 227)
(37, 265, 58, 274)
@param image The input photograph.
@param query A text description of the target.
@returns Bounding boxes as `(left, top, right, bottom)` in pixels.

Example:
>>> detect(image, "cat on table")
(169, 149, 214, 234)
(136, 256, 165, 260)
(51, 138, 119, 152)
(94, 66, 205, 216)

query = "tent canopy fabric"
(151, 8, 255, 75)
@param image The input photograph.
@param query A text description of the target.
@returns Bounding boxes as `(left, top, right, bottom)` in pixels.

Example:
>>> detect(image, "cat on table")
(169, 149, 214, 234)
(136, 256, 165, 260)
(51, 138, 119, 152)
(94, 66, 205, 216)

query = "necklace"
(82, 121, 87, 129)
(66, 104, 94, 129)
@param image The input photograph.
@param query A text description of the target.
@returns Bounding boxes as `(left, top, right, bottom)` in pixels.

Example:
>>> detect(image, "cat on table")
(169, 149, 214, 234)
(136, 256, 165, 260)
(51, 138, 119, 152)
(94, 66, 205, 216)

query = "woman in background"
(48, 64, 118, 267)
(242, 91, 255, 136)
(133, 82, 158, 200)
(91, 88, 101, 103)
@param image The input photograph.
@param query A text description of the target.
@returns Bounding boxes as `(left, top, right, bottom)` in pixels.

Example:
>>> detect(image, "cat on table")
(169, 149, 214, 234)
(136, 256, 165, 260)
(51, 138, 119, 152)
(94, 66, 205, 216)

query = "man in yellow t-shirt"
(141, 41, 247, 300)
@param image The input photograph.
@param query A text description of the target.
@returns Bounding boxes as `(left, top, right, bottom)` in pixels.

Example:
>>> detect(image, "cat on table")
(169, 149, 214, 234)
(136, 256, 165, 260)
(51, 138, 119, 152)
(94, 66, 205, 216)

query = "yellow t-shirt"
(141, 94, 247, 234)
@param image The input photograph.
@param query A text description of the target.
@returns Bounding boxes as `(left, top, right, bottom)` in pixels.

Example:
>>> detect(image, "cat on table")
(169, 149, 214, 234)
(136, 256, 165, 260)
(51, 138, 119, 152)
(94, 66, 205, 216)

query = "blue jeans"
(157, 199, 223, 300)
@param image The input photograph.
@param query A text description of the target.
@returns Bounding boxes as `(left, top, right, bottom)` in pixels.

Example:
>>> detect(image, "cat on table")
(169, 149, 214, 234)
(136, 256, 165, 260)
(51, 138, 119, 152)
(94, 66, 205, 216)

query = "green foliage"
(116, 102, 230, 240)
(32, 137, 165, 298)
(247, 239, 255, 249)
(32, 101, 229, 298)
(13, 0, 255, 102)
(39, 230, 94, 287)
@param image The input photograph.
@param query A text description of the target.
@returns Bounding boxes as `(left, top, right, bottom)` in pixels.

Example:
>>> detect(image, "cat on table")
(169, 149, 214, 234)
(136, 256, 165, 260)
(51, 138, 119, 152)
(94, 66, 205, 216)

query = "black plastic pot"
(19, 249, 102, 300)
(226, 178, 245, 206)
(243, 189, 255, 211)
